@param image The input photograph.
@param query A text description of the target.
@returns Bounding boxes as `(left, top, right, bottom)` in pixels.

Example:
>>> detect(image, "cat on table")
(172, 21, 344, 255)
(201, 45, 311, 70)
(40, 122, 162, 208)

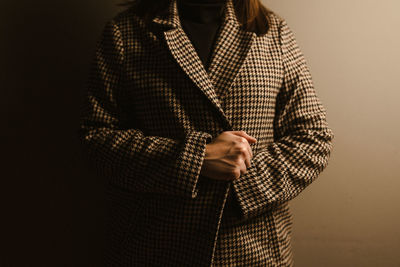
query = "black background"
(2, 1, 126, 266)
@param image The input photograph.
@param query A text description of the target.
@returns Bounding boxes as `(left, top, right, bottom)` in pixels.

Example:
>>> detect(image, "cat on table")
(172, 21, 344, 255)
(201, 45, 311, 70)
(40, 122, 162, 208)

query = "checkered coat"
(78, 0, 334, 266)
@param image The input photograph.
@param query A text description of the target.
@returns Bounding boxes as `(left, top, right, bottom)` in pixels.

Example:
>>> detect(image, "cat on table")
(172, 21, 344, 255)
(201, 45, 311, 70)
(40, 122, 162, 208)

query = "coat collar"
(152, 0, 257, 130)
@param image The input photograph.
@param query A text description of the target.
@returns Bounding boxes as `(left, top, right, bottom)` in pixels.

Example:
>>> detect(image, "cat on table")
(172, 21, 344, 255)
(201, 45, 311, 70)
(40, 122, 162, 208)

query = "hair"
(118, 0, 273, 36)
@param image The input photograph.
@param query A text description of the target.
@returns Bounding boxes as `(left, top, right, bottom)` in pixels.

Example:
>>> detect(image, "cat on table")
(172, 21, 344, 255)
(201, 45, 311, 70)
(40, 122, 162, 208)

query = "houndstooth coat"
(78, 0, 334, 266)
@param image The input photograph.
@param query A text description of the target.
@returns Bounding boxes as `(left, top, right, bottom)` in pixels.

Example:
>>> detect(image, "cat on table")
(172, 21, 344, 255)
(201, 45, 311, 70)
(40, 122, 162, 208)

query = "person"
(78, 0, 334, 265)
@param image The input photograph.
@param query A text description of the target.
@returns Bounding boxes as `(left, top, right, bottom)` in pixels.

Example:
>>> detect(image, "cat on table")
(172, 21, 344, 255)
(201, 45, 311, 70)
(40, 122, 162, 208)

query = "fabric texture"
(78, 0, 334, 266)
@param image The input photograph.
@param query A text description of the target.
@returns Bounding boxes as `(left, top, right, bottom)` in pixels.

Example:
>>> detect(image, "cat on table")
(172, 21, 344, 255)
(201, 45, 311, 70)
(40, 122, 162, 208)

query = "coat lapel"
(206, 1, 257, 101)
(152, 0, 257, 130)
(163, 27, 225, 123)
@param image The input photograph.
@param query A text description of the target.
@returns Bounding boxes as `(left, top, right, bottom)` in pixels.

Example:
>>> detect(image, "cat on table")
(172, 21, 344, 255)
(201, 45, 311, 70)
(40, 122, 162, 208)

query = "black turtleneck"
(177, 0, 226, 71)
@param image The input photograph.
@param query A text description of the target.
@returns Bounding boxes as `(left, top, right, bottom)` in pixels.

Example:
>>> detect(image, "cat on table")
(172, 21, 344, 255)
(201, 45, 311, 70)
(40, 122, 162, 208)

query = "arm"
(78, 19, 212, 199)
(231, 18, 334, 219)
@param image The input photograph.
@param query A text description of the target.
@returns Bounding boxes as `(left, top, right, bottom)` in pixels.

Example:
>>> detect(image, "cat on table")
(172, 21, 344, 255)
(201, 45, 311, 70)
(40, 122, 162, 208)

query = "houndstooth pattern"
(78, 0, 334, 266)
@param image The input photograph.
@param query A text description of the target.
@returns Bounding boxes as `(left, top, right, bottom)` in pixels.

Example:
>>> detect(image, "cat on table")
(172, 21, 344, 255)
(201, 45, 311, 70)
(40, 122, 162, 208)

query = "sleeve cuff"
(175, 130, 213, 199)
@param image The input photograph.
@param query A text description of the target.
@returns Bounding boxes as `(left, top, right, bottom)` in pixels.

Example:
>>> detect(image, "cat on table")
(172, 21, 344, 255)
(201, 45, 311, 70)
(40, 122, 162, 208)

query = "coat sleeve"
(231, 18, 334, 220)
(78, 19, 213, 199)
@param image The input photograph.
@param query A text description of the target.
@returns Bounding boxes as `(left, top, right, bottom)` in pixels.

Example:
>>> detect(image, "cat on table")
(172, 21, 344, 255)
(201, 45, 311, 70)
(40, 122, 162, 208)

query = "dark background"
(2, 1, 125, 266)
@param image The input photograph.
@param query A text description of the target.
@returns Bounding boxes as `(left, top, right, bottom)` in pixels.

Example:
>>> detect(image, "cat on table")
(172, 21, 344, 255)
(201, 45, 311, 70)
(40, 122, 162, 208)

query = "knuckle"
(236, 171, 242, 179)
(231, 168, 240, 178)
(233, 137, 246, 147)
(235, 167, 242, 175)
(239, 146, 247, 154)
(234, 157, 242, 165)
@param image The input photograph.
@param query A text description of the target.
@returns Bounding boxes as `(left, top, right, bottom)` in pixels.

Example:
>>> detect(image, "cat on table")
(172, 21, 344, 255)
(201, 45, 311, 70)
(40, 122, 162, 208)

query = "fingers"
(239, 160, 248, 177)
(231, 130, 257, 144)
(247, 141, 253, 159)
(214, 130, 257, 180)
(244, 156, 251, 169)
(238, 141, 252, 168)
(229, 132, 253, 172)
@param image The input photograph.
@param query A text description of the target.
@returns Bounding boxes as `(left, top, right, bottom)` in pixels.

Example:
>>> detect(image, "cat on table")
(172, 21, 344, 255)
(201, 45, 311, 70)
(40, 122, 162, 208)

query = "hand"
(200, 131, 257, 181)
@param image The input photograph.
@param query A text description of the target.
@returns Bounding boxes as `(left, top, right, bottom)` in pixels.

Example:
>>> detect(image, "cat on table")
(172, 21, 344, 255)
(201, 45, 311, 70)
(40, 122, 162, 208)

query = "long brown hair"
(118, 0, 273, 36)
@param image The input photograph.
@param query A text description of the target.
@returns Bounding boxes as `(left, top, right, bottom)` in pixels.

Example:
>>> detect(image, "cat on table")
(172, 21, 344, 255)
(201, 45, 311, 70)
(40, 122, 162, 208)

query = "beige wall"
(263, 0, 400, 266)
